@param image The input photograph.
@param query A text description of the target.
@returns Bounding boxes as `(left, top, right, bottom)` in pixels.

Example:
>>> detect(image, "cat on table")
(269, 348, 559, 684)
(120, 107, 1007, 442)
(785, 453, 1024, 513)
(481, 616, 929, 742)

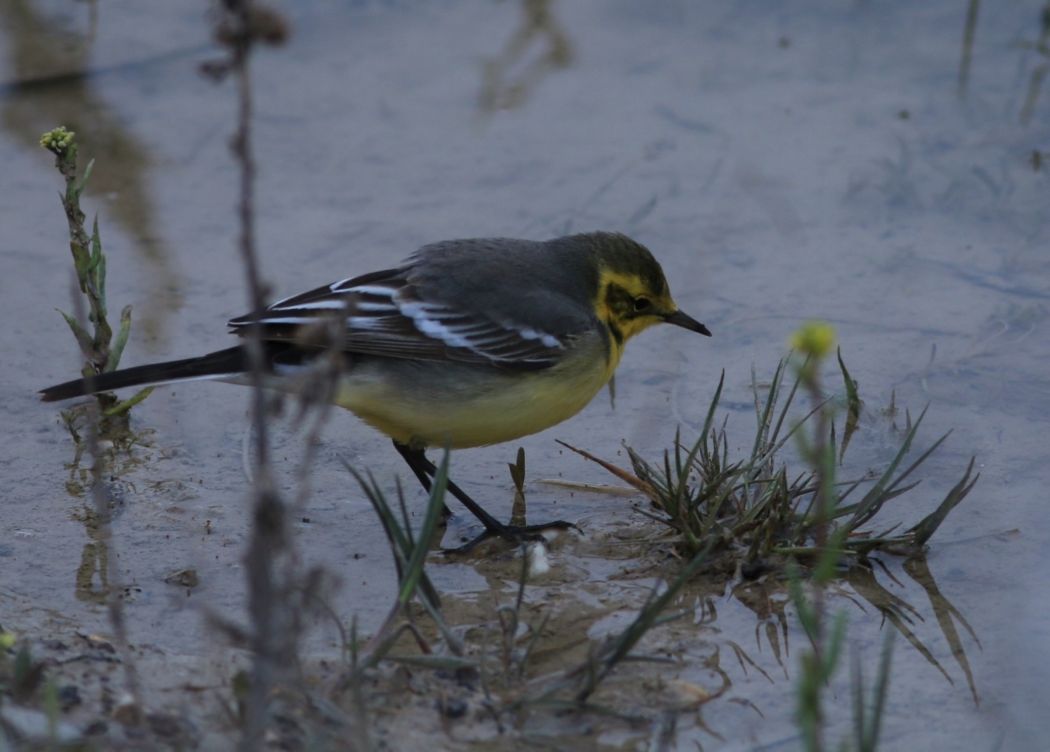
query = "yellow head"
(588, 234, 710, 354)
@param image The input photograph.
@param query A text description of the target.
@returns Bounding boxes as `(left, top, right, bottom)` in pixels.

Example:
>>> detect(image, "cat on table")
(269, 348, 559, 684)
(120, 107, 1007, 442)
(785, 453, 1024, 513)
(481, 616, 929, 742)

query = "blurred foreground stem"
(790, 322, 846, 752)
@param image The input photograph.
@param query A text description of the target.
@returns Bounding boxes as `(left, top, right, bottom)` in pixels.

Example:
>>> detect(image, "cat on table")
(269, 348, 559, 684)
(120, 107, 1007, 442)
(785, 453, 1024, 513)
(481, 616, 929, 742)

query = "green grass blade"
(860, 631, 895, 751)
(701, 370, 726, 440)
(907, 458, 979, 546)
(846, 406, 929, 530)
(768, 358, 804, 452)
(398, 450, 449, 605)
(102, 387, 154, 417)
(852, 648, 866, 750)
(345, 462, 441, 608)
(105, 304, 133, 372)
(58, 308, 94, 357)
(837, 347, 861, 463)
(750, 358, 785, 460)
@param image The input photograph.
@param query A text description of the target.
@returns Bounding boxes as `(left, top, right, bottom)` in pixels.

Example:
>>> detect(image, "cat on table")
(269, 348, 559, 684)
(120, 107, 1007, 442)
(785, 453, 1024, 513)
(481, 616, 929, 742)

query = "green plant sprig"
(40, 126, 150, 416)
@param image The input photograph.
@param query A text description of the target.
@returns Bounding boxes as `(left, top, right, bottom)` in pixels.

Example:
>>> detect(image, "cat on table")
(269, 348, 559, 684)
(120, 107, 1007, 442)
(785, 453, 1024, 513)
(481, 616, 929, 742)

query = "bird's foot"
(444, 519, 579, 555)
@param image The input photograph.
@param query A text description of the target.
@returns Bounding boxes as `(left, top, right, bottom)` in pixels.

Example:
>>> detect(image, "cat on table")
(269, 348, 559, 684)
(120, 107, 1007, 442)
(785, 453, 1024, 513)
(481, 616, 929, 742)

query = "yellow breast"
(337, 339, 618, 449)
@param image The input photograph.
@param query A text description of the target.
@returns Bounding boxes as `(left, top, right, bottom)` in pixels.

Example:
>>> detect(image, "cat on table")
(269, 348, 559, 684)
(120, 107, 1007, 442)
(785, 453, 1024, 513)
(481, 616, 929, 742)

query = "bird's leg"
(393, 440, 509, 525)
(394, 440, 506, 530)
(392, 440, 454, 519)
(392, 441, 577, 551)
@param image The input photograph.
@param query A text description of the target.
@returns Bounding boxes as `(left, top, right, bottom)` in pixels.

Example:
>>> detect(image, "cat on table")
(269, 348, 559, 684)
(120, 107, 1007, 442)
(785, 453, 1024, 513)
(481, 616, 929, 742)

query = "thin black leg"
(394, 441, 506, 531)
(392, 441, 577, 550)
(392, 441, 448, 514)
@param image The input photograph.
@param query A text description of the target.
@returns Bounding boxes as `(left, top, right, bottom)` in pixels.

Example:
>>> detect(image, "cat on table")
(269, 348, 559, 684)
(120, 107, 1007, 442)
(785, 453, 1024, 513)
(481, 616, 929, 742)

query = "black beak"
(665, 309, 711, 336)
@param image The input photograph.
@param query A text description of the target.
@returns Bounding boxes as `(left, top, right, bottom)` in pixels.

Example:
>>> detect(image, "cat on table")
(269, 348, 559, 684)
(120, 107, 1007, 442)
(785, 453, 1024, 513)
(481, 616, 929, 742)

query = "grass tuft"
(569, 354, 976, 574)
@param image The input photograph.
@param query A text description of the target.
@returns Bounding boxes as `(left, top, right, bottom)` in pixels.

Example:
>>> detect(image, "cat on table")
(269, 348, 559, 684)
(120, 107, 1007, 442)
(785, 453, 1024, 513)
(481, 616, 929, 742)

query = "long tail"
(39, 346, 247, 402)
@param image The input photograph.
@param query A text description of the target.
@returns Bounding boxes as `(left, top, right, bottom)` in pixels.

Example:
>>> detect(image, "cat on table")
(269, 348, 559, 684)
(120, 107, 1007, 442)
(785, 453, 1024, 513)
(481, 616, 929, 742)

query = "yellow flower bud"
(789, 321, 836, 359)
(39, 126, 76, 153)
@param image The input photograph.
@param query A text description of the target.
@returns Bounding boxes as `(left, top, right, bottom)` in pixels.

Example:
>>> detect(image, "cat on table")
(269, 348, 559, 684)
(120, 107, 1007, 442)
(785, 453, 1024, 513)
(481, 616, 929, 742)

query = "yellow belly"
(336, 346, 616, 449)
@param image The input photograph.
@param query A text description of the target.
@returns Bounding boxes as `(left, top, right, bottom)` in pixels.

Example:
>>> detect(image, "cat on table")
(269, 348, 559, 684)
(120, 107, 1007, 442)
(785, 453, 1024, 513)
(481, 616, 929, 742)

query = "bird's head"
(587, 233, 711, 346)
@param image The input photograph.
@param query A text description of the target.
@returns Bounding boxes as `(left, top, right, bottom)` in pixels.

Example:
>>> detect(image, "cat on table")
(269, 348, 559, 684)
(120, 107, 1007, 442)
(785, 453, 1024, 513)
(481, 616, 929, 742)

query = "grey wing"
(228, 267, 582, 370)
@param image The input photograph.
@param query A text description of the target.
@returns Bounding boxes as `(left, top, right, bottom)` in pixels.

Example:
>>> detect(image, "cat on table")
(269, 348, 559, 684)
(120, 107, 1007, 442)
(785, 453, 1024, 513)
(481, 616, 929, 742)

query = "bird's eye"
(633, 297, 652, 313)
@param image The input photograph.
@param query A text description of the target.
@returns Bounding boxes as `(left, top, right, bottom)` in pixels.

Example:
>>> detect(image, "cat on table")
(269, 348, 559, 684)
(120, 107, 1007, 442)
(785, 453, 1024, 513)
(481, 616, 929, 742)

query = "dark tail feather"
(39, 346, 247, 403)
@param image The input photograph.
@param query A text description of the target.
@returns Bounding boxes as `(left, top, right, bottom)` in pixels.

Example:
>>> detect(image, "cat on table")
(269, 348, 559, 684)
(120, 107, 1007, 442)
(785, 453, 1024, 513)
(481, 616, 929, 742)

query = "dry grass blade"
(555, 439, 654, 496)
(852, 631, 894, 752)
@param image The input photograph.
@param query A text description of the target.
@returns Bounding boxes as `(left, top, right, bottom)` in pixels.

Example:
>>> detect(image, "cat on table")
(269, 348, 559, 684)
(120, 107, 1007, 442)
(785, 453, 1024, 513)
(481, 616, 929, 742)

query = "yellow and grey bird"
(40, 231, 710, 544)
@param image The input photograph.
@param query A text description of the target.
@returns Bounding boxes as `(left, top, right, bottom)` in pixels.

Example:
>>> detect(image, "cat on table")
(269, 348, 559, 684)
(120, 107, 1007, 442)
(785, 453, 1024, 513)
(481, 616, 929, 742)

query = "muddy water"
(1, 0, 1048, 749)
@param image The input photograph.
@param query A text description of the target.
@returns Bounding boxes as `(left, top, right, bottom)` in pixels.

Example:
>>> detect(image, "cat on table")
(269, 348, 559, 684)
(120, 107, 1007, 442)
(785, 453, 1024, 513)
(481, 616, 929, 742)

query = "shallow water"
(2, 0, 1048, 749)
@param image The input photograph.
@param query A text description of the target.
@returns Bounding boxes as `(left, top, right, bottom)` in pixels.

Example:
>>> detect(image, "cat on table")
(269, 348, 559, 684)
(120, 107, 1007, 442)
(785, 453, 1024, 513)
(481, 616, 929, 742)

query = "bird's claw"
(444, 519, 580, 555)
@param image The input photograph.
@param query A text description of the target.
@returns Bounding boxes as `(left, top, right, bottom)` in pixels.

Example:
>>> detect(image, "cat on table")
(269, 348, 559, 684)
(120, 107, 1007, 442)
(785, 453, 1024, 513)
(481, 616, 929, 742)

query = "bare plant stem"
(787, 324, 842, 752)
(211, 2, 291, 747)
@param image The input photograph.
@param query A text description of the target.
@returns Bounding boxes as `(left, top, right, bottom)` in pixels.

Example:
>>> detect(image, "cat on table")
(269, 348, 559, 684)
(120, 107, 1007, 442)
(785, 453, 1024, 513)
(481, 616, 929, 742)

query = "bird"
(40, 231, 710, 547)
